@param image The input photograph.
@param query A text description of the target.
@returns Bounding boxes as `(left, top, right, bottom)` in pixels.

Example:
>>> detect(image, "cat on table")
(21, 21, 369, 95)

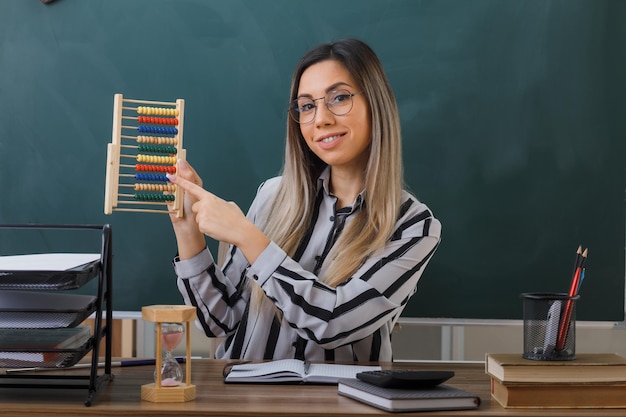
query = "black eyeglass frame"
(288, 90, 364, 124)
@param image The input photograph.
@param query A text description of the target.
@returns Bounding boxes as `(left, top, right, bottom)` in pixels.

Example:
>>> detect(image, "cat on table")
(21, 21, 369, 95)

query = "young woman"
(167, 38, 441, 362)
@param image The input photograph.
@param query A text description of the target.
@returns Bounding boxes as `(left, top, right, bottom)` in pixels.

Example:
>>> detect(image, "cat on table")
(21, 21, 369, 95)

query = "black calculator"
(356, 370, 455, 389)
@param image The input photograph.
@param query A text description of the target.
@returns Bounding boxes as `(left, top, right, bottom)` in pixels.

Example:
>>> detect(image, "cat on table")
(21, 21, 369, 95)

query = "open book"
(224, 359, 381, 384)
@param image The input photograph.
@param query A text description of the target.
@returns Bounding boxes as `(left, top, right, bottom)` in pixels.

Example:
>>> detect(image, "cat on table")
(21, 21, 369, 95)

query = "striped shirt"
(175, 169, 441, 363)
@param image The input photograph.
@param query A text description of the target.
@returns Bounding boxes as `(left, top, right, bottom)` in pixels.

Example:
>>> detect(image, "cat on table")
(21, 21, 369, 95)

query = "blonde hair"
(252, 39, 404, 307)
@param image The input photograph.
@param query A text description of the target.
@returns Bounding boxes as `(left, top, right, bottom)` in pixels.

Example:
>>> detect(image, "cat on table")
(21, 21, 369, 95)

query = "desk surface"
(0, 359, 624, 416)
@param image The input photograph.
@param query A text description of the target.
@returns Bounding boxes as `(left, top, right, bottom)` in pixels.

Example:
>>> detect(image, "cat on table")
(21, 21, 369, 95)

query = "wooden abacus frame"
(104, 94, 186, 218)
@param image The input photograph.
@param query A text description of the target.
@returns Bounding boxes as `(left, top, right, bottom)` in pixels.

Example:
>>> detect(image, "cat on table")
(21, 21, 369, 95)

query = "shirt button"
(329, 216, 335, 221)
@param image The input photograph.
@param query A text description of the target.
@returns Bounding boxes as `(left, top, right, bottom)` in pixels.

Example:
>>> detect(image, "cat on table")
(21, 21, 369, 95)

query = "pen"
(5, 356, 188, 373)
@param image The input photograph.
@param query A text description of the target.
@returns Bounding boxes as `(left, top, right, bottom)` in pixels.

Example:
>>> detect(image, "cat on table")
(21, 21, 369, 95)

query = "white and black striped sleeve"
(175, 244, 253, 338)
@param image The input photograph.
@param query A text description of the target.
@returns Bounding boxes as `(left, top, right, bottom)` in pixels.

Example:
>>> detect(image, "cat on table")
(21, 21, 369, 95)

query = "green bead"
(138, 144, 177, 155)
(134, 193, 175, 202)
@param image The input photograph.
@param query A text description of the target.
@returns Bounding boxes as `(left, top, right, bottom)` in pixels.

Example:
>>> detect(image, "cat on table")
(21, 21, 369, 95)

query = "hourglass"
(157, 322, 185, 386)
(141, 305, 196, 402)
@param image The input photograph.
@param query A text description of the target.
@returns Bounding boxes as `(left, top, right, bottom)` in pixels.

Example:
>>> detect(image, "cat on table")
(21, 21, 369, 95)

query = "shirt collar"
(317, 166, 366, 211)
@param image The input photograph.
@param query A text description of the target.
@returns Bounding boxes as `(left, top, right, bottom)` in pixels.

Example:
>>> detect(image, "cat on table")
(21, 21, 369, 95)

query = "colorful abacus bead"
(137, 116, 179, 125)
(135, 173, 169, 182)
(138, 126, 178, 135)
(137, 144, 178, 155)
(136, 106, 179, 116)
(136, 136, 178, 145)
(134, 184, 176, 192)
(134, 193, 175, 202)
(135, 164, 176, 173)
(136, 155, 177, 164)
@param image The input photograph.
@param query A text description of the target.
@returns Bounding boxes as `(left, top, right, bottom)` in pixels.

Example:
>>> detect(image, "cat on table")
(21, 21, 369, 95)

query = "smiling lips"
(316, 133, 346, 149)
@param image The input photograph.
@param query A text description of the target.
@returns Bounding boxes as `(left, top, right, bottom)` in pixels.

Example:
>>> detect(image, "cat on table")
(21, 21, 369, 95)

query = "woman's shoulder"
(247, 176, 283, 211)
(399, 190, 441, 233)
(400, 189, 432, 213)
(246, 176, 283, 220)
(255, 176, 282, 197)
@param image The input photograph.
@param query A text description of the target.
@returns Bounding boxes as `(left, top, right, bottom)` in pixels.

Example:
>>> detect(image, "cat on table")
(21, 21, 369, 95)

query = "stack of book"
(485, 352, 626, 408)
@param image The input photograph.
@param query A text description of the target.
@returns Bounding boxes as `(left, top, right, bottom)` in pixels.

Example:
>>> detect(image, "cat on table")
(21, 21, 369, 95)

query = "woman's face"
(297, 60, 371, 173)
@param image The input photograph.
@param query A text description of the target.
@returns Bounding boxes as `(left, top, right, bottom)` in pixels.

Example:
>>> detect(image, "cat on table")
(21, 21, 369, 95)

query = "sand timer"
(141, 305, 196, 403)
(157, 322, 185, 386)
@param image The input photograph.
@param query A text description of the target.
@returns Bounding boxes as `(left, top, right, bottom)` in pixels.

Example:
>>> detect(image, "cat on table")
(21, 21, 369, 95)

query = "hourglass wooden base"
(141, 382, 196, 403)
(141, 305, 197, 403)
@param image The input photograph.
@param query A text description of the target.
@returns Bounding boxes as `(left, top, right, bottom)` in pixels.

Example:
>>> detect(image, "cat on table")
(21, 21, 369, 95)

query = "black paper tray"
(0, 338, 94, 368)
(0, 260, 100, 290)
(0, 291, 97, 329)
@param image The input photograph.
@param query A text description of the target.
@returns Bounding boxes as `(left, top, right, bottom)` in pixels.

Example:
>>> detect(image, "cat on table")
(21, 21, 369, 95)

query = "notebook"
(338, 378, 481, 412)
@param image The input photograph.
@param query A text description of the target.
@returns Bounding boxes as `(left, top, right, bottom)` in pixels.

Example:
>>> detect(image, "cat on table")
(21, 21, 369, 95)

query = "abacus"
(104, 94, 186, 217)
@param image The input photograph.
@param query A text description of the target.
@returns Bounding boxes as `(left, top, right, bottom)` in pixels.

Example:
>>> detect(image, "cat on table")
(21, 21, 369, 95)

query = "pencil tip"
(582, 248, 588, 257)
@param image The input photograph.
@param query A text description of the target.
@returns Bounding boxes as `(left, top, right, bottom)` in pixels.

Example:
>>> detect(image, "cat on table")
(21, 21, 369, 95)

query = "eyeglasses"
(288, 89, 363, 124)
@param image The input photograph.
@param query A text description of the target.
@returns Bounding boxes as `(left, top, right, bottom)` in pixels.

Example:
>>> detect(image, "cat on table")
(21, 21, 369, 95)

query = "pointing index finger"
(167, 173, 205, 198)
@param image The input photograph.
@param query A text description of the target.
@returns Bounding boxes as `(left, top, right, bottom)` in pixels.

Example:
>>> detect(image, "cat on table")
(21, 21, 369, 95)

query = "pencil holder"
(521, 292, 579, 361)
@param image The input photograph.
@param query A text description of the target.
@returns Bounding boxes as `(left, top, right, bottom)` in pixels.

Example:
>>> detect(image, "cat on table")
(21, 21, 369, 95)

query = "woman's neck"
(329, 167, 364, 209)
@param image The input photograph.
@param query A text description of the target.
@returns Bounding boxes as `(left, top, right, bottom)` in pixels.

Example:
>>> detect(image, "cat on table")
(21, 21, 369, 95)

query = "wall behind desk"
(0, 0, 624, 320)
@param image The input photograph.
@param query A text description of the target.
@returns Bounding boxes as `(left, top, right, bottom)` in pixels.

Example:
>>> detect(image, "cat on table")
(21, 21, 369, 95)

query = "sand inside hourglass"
(160, 326, 185, 386)
(162, 331, 184, 352)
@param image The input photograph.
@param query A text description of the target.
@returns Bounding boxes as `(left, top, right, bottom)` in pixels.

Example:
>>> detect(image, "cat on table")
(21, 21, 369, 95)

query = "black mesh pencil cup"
(521, 292, 579, 361)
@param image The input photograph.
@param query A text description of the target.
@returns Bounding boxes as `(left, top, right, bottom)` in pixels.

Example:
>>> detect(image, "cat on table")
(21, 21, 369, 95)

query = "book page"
(307, 363, 381, 383)
(226, 359, 304, 381)
(226, 360, 382, 384)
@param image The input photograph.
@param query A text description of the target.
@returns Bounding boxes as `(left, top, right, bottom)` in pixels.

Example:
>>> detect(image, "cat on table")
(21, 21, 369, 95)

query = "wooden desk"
(1, 360, 625, 416)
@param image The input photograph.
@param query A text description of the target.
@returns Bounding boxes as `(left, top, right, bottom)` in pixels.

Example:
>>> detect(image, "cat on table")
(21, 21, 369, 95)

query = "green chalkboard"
(0, 0, 624, 321)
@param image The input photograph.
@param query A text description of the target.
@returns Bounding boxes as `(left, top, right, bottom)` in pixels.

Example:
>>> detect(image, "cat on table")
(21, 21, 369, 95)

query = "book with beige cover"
(485, 353, 626, 384)
(490, 377, 626, 408)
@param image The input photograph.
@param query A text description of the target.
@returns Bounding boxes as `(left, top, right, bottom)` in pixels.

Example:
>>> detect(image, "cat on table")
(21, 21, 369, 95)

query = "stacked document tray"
(0, 291, 97, 329)
(0, 326, 93, 368)
(0, 255, 100, 368)
(0, 253, 100, 290)
(0, 224, 113, 406)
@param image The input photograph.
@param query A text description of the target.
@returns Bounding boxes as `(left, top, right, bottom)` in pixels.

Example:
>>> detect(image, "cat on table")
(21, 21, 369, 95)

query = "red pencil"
(556, 248, 587, 351)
